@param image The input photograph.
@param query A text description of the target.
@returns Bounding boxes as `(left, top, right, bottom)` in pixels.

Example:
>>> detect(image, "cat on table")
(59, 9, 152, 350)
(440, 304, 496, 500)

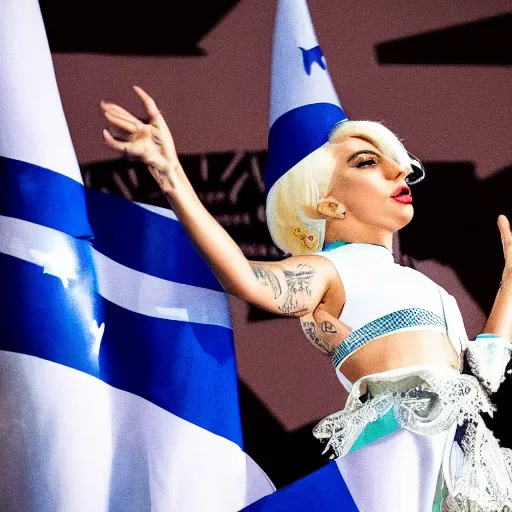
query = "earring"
(294, 227, 319, 249)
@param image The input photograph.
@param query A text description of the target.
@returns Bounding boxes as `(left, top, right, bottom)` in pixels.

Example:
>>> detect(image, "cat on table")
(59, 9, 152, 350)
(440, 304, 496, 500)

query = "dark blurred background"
(41, 0, 511, 488)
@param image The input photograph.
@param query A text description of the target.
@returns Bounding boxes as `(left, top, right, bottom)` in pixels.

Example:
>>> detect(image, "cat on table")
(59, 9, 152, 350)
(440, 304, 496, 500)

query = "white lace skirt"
(313, 365, 512, 512)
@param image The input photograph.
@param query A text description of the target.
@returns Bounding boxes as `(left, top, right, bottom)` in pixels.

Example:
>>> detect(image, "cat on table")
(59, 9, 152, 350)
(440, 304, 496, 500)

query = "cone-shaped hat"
(266, 0, 347, 194)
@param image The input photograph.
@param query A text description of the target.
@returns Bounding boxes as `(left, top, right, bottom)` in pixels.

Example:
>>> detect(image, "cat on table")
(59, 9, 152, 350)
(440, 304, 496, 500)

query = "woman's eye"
(356, 158, 376, 168)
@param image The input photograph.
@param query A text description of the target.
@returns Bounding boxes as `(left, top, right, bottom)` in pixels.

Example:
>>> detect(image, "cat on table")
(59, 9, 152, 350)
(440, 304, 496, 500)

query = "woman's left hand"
(498, 215, 512, 282)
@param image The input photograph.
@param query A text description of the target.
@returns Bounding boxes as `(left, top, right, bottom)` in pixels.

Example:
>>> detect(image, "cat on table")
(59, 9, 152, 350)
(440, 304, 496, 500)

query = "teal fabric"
(432, 486, 448, 512)
(323, 240, 351, 251)
(322, 240, 391, 253)
(348, 409, 400, 453)
(476, 333, 501, 339)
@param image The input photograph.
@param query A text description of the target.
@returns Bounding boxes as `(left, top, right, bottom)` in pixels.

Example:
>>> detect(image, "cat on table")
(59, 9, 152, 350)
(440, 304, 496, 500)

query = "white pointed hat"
(265, 0, 425, 196)
(265, 0, 347, 194)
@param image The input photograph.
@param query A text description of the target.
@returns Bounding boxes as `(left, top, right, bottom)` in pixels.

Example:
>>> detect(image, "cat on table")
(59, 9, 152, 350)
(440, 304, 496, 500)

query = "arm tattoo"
(252, 265, 282, 299)
(279, 264, 315, 315)
(301, 321, 332, 356)
(321, 321, 337, 334)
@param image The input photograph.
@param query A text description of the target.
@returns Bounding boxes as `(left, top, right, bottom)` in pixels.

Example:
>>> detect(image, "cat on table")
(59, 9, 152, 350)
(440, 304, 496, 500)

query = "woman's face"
(328, 136, 414, 232)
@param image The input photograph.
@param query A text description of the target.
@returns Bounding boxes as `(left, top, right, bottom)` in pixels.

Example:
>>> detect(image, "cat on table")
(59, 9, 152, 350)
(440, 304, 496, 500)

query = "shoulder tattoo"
(251, 265, 282, 299)
(280, 264, 315, 315)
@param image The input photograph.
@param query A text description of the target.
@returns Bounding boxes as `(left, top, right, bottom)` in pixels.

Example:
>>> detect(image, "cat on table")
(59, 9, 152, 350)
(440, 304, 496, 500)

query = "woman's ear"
(317, 196, 346, 220)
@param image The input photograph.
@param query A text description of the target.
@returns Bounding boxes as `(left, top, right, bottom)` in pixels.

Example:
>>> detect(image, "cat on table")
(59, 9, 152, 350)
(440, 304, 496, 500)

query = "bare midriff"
(338, 329, 461, 384)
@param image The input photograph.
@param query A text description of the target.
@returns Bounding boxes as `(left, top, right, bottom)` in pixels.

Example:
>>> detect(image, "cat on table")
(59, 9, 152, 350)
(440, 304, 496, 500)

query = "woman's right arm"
(154, 154, 333, 316)
(162, 173, 334, 316)
(101, 87, 335, 317)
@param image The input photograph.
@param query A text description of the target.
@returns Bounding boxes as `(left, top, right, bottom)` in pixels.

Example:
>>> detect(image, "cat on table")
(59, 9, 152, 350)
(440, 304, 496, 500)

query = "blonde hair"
(266, 120, 414, 256)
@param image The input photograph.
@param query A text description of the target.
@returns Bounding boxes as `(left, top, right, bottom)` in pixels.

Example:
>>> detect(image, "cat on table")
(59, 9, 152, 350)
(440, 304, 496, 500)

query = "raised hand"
(481, 215, 512, 341)
(498, 215, 512, 281)
(101, 86, 182, 192)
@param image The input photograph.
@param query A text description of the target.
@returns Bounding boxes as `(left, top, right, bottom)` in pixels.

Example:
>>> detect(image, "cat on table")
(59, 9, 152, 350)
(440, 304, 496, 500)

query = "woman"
(101, 86, 512, 511)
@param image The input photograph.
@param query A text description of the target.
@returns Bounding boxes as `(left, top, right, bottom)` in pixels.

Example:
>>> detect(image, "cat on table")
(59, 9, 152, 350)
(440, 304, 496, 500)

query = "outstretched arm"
(482, 215, 512, 341)
(101, 87, 335, 317)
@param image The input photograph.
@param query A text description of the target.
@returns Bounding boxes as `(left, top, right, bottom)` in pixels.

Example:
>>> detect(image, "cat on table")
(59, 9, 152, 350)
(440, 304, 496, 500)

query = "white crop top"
(316, 243, 466, 392)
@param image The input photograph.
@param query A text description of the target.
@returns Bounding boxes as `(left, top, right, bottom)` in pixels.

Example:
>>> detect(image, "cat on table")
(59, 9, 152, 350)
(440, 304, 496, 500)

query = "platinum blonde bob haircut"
(266, 120, 418, 256)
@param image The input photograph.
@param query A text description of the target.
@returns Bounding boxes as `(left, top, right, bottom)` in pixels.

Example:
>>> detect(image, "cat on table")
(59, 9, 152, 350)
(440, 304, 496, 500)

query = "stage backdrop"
(43, 0, 511, 486)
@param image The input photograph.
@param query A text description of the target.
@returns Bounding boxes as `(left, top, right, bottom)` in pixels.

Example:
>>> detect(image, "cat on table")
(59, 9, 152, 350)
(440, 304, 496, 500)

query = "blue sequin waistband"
(331, 308, 446, 368)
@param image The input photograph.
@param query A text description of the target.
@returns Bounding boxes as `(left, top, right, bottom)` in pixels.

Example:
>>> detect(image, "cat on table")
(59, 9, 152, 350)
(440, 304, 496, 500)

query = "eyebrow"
(347, 149, 381, 163)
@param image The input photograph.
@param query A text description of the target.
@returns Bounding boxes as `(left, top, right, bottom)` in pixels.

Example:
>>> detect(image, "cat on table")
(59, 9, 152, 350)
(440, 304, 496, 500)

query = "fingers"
(498, 214, 510, 243)
(498, 214, 512, 257)
(133, 86, 161, 123)
(102, 128, 132, 156)
(101, 100, 143, 144)
(101, 100, 141, 125)
(100, 88, 176, 168)
(498, 214, 510, 233)
(103, 109, 139, 136)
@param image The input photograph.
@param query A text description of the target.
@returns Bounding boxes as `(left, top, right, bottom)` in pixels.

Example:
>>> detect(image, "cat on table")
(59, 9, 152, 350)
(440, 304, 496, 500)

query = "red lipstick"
(391, 185, 412, 204)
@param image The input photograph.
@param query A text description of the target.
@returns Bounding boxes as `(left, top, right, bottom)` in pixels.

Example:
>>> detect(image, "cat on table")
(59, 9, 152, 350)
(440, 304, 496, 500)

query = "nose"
(394, 166, 408, 182)
(383, 157, 407, 181)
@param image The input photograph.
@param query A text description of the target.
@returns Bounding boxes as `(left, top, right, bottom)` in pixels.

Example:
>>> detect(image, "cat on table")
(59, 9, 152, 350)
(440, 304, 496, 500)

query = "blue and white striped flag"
(242, 461, 358, 511)
(245, 1, 360, 509)
(0, 1, 273, 510)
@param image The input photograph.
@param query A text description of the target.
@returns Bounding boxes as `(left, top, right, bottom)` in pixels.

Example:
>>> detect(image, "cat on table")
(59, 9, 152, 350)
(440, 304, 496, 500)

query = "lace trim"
(465, 336, 512, 394)
(442, 422, 512, 511)
(313, 370, 512, 511)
